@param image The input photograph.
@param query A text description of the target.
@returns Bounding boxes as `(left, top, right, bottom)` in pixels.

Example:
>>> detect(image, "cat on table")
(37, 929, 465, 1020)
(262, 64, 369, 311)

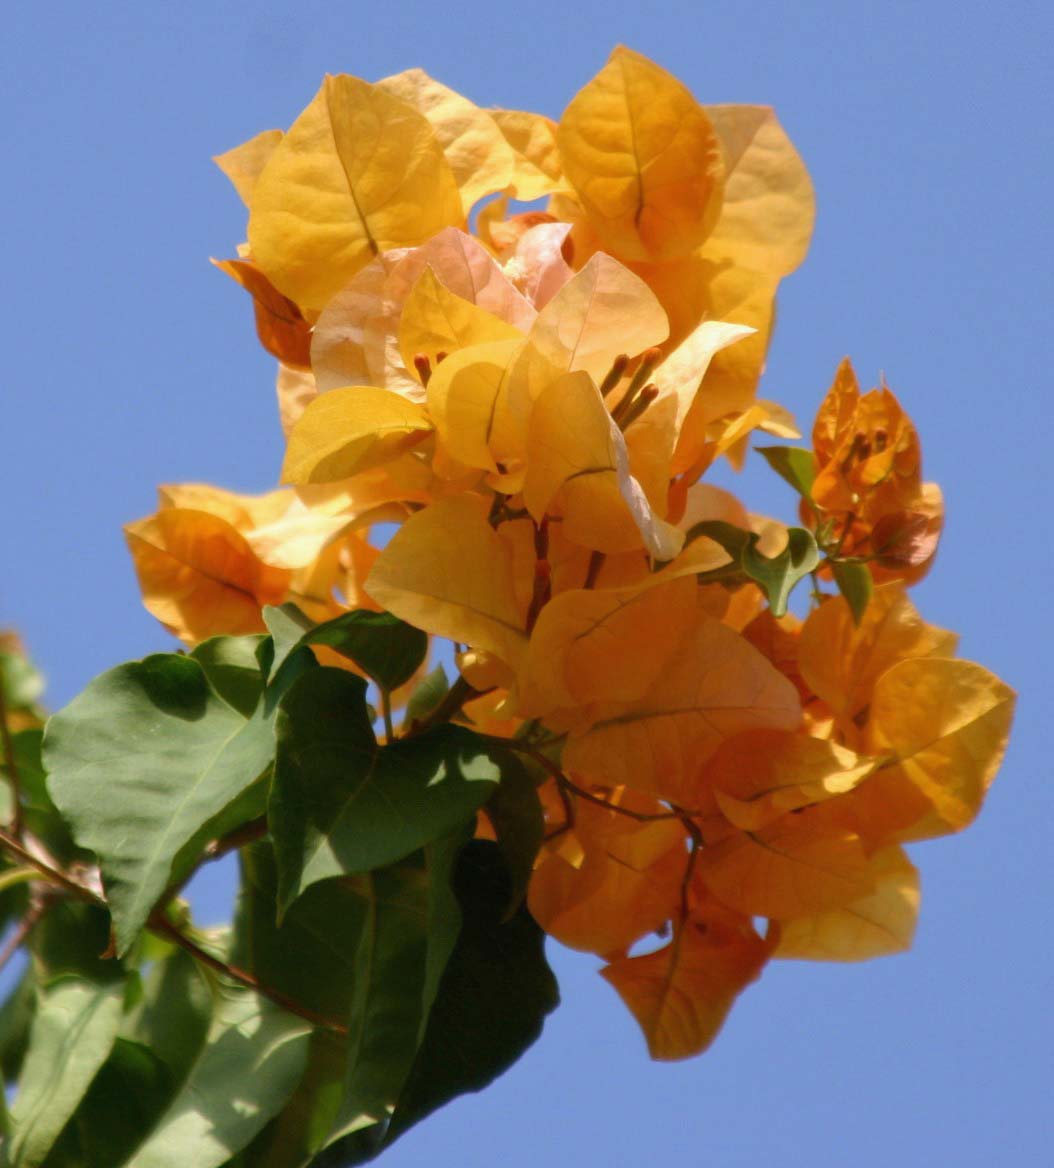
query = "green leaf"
(230, 841, 370, 1023)
(123, 985, 312, 1168)
(333, 841, 560, 1162)
(191, 635, 268, 718)
(125, 947, 212, 1089)
(831, 559, 874, 626)
(270, 669, 500, 915)
(4, 729, 83, 866)
(238, 1030, 349, 1168)
(323, 833, 466, 1161)
(686, 520, 820, 617)
(481, 753, 545, 920)
(0, 969, 36, 1085)
(5, 975, 125, 1167)
(43, 655, 281, 955)
(404, 665, 449, 727)
(265, 604, 428, 693)
(756, 445, 816, 498)
(45, 1039, 174, 1168)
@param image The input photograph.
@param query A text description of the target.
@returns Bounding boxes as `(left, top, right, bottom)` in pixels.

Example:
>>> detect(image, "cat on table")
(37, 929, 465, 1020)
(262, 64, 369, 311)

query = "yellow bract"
(365, 495, 528, 674)
(559, 47, 725, 261)
(248, 75, 463, 312)
(281, 386, 433, 485)
(865, 657, 1015, 839)
(490, 109, 566, 201)
(774, 846, 920, 962)
(378, 68, 516, 214)
(398, 266, 522, 378)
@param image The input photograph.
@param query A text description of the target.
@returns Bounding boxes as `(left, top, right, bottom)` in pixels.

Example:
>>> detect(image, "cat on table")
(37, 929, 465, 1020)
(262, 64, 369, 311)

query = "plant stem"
(381, 688, 394, 741)
(0, 894, 50, 975)
(0, 828, 102, 904)
(148, 913, 349, 1036)
(0, 681, 23, 838)
(411, 675, 479, 734)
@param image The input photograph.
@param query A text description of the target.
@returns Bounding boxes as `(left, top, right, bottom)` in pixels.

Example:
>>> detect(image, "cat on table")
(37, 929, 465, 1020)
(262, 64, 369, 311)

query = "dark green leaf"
(45, 1039, 173, 1168)
(270, 669, 499, 915)
(43, 655, 280, 955)
(328, 842, 559, 1163)
(265, 605, 428, 693)
(230, 841, 369, 1023)
(125, 947, 212, 1089)
(191, 636, 268, 718)
(481, 753, 545, 920)
(0, 968, 36, 1085)
(121, 984, 312, 1168)
(756, 445, 817, 498)
(832, 559, 874, 625)
(5, 976, 125, 1167)
(30, 900, 124, 985)
(321, 833, 466, 1162)
(686, 520, 820, 617)
(4, 729, 83, 866)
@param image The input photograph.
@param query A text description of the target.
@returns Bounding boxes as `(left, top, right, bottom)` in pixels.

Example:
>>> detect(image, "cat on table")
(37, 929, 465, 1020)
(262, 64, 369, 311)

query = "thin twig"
(0, 894, 50, 974)
(156, 817, 269, 912)
(149, 913, 349, 1036)
(380, 688, 395, 742)
(0, 828, 102, 904)
(0, 681, 23, 838)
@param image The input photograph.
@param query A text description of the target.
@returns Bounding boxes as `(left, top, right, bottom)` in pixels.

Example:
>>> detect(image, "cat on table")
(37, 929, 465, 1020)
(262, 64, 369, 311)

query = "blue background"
(2, 2, 1051, 1164)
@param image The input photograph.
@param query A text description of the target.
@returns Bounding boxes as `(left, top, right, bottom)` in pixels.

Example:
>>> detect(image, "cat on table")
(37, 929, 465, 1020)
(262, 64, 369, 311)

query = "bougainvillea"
(0, 47, 1014, 1165)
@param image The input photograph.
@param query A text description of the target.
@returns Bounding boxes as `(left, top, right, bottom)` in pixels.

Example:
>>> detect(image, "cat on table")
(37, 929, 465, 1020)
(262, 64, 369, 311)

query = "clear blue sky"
(2, 2, 1051, 1165)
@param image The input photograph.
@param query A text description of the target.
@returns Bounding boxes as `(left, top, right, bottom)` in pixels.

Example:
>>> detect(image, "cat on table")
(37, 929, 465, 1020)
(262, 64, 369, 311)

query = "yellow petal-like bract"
(559, 47, 725, 261)
(249, 75, 463, 312)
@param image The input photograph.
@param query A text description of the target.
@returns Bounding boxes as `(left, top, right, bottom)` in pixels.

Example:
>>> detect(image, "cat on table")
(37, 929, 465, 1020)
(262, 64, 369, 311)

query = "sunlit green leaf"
(44, 655, 283, 955)
(5, 976, 125, 1167)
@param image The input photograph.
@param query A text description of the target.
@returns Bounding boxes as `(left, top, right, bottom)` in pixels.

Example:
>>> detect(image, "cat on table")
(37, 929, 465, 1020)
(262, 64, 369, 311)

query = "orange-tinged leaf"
(516, 253, 669, 395)
(558, 47, 725, 262)
(398, 266, 523, 379)
(213, 128, 283, 207)
(564, 613, 800, 805)
(698, 808, 873, 920)
(707, 729, 877, 832)
(798, 584, 958, 721)
(211, 257, 312, 367)
(520, 575, 698, 715)
(125, 509, 291, 644)
(602, 914, 768, 1060)
(523, 370, 683, 559)
(775, 846, 920, 961)
(701, 105, 815, 276)
(281, 386, 433, 485)
(311, 228, 534, 398)
(864, 657, 1015, 838)
(276, 362, 318, 437)
(365, 494, 528, 672)
(529, 836, 685, 959)
(490, 109, 565, 201)
(378, 68, 516, 213)
(248, 75, 463, 312)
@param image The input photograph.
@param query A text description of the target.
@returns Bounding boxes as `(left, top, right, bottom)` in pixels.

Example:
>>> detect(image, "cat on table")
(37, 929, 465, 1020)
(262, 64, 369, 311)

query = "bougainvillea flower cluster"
(125, 47, 1015, 1060)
